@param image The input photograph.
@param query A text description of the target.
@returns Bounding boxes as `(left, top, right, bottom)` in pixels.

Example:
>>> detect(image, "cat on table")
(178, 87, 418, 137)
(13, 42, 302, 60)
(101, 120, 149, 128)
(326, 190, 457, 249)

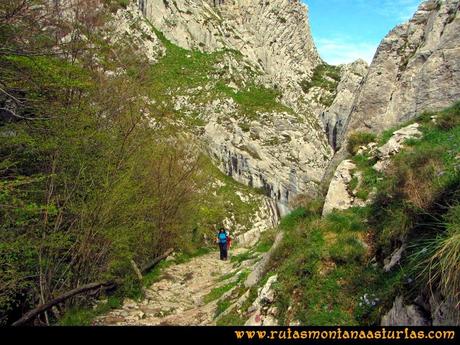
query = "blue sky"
(304, 0, 423, 65)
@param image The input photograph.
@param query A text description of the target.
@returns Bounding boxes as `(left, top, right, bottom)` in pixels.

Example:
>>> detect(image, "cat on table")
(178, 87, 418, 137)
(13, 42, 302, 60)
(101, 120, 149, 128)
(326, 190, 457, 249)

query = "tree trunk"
(141, 248, 174, 275)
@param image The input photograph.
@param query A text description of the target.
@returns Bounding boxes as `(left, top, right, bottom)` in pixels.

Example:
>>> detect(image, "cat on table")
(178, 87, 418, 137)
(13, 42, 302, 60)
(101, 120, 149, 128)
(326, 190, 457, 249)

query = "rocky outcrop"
(322, 160, 369, 216)
(429, 292, 460, 326)
(322, 160, 357, 216)
(320, 60, 368, 150)
(111, 3, 165, 63)
(381, 296, 430, 326)
(382, 292, 460, 326)
(344, 0, 460, 139)
(134, 0, 333, 214)
(322, 123, 423, 216)
(140, 0, 321, 87)
(235, 198, 279, 247)
(245, 231, 284, 288)
(373, 123, 422, 172)
(205, 109, 331, 216)
(245, 274, 278, 326)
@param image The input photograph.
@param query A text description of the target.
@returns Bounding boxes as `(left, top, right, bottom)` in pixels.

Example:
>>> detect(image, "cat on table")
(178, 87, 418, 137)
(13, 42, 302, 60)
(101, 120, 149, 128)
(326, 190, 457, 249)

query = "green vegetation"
(230, 250, 258, 264)
(411, 205, 460, 306)
(104, 0, 131, 12)
(269, 206, 385, 325)
(299, 64, 341, 106)
(255, 229, 277, 253)
(264, 102, 460, 325)
(231, 86, 292, 118)
(0, 1, 211, 325)
(0, 1, 266, 326)
(215, 299, 232, 317)
(216, 309, 246, 325)
(195, 156, 264, 236)
(347, 131, 377, 155)
(203, 270, 249, 303)
(148, 26, 292, 126)
(59, 296, 123, 326)
(204, 282, 238, 304)
(300, 64, 341, 94)
(351, 154, 382, 200)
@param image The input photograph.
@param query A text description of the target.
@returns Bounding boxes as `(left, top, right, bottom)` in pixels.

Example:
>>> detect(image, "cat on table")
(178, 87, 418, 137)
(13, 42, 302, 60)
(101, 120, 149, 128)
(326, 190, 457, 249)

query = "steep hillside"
(241, 103, 459, 326)
(135, 0, 343, 214)
(1, 0, 459, 327)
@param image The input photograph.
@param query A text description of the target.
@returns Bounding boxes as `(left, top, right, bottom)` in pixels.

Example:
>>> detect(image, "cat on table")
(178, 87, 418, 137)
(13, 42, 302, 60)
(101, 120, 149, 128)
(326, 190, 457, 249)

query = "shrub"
(435, 101, 460, 130)
(289, 194, 325, 217)
(299, 64, 341, 94)
(386, 146, 445, 210)
(413, 205, 460, 307)
(347, 132, 377, 155)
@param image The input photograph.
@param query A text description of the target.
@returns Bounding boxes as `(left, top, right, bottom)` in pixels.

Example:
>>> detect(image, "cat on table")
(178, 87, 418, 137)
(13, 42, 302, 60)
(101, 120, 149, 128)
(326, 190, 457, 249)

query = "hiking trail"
(94, 248, 253, 326)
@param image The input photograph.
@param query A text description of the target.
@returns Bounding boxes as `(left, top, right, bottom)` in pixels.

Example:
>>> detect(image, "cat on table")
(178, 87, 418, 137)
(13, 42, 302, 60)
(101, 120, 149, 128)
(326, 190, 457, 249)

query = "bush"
(412, 205, 460, 307)
(386, 146, 445, 210)
(347, 132, 377, 155)
(299, 64, 341, 94)
(435, 101, 460, 130)
(289, 194, 325, 217)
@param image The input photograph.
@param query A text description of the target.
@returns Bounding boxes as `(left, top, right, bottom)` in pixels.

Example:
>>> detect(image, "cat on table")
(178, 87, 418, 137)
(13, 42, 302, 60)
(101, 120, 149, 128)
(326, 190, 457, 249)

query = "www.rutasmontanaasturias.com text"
(234, 328, 456, 341)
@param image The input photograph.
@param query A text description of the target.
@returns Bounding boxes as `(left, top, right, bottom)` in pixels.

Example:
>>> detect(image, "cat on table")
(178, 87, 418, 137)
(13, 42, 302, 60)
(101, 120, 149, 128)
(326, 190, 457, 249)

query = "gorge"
(0, 0, 459, 327)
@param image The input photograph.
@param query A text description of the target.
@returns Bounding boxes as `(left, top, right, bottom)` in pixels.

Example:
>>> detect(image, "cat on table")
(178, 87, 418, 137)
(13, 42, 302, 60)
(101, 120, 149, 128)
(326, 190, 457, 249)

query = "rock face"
(235, 198, 279, 247)
(382, 292, 460, 326)
(381, 296, 430, 326)
(245, 274, 278, 326)
(322, 160, 358, 216)
(343, 0, 460, 140)
(320, 60, 369, 150)
(136, 0, 333, 215)
(139, 0, 321, 86)
(323, 123, 424, 216)
(245, 231, 284, 288)
(205, 110, 331, 216)
(111, 4, 165, 63)
(132, 0, 459, 220)
(373, 123, 422, 172)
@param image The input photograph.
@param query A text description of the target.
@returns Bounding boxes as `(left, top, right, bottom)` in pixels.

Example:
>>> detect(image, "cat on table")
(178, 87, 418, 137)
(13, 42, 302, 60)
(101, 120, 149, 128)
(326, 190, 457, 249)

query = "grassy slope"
(263, 102, 460, 325)
(148, 26, 294, 130)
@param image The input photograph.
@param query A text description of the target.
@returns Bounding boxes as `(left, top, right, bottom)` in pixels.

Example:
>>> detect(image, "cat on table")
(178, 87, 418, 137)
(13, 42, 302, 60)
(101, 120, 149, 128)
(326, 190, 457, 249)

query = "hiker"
(216, 228, 228, 260)
(226, 230, 232, 251)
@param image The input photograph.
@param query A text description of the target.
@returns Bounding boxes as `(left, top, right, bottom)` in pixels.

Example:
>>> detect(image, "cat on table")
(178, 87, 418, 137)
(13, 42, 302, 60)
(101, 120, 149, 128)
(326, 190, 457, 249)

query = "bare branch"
(0, 86, 23, 105)
(0, 107, 51, 121)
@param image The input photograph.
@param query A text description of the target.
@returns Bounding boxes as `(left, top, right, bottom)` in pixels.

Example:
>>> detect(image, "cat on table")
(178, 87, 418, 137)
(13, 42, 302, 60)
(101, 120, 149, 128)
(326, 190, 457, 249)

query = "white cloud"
(315, 37, 377, 65)
(306, 0, 424, 65)
(356, 0, 422, 21)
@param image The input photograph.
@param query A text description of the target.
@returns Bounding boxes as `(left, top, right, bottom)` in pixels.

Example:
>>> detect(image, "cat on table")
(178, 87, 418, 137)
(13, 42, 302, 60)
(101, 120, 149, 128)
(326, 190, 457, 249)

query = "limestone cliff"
(134, 0, 334, 215)
(138, 0, 321, 87)
(342, 0, 460, 141)
(320, 60, 368, 150)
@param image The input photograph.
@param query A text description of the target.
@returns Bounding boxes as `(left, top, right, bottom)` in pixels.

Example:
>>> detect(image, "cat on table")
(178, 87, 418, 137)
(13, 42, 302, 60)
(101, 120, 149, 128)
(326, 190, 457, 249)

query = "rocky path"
(94, 248, 249, 326)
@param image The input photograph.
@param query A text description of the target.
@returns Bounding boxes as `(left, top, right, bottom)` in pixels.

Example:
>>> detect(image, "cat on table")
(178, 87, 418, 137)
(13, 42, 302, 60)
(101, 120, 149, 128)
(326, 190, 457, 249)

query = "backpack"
(218, 232, 227, 244)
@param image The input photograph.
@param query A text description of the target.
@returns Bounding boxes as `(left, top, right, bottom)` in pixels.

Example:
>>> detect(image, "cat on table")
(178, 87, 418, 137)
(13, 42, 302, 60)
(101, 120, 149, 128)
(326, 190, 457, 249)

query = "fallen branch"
(12, 281, 116, 326)
(141, 248, 174, 275)
(0, 107, 51, 121)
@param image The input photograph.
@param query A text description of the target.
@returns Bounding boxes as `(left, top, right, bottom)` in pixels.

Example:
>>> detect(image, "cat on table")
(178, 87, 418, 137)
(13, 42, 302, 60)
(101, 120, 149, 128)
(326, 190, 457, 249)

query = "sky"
(304, 0, 424, 65)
